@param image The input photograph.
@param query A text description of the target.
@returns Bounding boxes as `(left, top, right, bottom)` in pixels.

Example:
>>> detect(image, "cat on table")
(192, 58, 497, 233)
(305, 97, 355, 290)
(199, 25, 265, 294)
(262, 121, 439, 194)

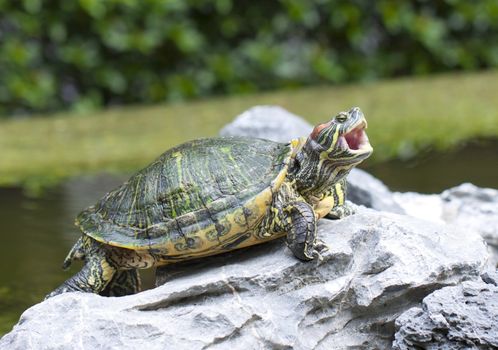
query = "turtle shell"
(76, 137, 293, 254)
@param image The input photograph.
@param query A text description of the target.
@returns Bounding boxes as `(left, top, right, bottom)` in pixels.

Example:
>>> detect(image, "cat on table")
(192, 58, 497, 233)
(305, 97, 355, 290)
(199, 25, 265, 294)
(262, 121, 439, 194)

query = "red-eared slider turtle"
(48, 107, 372, 298)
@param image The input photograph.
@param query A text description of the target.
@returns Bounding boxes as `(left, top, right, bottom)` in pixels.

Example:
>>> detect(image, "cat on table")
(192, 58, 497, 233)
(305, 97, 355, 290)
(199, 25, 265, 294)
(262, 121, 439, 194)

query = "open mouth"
(338, 121, 372, 153)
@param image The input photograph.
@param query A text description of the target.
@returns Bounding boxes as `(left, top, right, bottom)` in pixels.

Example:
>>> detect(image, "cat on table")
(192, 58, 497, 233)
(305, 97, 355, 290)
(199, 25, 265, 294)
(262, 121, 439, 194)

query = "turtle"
(47, 106, 372, 298)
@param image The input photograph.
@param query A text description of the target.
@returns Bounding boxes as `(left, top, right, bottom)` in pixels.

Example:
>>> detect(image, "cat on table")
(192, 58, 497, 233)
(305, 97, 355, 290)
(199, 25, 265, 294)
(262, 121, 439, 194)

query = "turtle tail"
(62, 237, 86, 270)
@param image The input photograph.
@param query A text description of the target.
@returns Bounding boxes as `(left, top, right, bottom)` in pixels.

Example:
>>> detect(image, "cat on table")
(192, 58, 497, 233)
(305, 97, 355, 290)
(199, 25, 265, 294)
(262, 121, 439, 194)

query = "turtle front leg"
(319, 178, 355, 220)
(326, 202, 355, 219)
(284, 201, 321, 261)
(100, 269, 141, 297)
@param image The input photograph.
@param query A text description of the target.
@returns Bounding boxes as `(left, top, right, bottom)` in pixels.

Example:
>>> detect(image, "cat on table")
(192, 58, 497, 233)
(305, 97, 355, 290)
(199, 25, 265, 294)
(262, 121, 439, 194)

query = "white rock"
(1, 207, 488, 350)
(394, 183, 498, 268)
(441, 183, 498, 247)
(392, 192, 444, 224)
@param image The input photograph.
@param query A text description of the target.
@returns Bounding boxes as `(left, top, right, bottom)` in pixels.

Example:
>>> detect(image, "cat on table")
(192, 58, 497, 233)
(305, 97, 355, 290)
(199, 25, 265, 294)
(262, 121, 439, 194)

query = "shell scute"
(77, 137, 293, 250)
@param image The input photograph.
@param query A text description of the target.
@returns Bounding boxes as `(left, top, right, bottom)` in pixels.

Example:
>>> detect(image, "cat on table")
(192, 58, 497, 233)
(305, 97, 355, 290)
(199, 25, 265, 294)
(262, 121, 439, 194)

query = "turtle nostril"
(350, 107, 362, 119)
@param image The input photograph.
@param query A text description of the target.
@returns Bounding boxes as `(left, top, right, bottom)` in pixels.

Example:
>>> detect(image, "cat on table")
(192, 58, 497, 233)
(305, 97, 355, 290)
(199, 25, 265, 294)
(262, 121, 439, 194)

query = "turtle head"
(292, 107, 373, 196)
(307, 107, 372, 163)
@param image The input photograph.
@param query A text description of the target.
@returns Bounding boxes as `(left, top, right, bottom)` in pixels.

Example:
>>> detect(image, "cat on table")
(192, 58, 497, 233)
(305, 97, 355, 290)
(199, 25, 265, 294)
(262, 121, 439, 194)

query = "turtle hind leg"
(62, 237, 86, 270)
(46, 256, 116, 299)
(100, 269, 141, 297)
(46, 238, 117, 299)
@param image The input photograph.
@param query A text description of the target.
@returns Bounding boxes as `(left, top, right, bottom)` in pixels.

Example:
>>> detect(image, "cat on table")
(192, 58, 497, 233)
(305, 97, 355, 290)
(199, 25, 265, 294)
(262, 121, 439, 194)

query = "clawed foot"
(326, 202, 356, 220)
(311, 239, 330, 262)
(45, 286, 73, 300)
(45, 283, 88, 300)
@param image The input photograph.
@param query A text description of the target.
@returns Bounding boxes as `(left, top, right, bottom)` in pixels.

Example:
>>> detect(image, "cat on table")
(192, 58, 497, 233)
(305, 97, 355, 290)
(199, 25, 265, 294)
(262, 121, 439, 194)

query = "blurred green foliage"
(2, 70, 498, 189)
(1, 0, 497, 116)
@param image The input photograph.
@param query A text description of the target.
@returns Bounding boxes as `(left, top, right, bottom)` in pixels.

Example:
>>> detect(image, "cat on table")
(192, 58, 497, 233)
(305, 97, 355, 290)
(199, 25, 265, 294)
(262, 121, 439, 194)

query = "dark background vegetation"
(1, 0, 498, 117)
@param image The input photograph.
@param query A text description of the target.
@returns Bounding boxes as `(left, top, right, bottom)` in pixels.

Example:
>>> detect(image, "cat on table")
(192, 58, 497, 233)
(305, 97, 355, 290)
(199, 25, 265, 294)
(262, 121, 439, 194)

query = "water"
(366, 140, 498, 193)
(0, 175, 156, 336)
(0, 141, 497, 336)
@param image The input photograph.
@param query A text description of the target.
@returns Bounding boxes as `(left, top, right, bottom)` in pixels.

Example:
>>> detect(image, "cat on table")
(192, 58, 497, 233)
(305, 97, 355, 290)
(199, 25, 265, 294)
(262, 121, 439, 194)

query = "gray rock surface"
(394, 183, 498, 268)
(441, 183, 498, 247)
(346, 167, 405, 214)
(394, 183, 498, 245)
(481, 270, 498, 286)
(1, 207, 488, 350)
(219, 105, 313, 142)
(393, 274, 498, 350)
(392, 192, 445, 224)
(220, 105, 404, 214)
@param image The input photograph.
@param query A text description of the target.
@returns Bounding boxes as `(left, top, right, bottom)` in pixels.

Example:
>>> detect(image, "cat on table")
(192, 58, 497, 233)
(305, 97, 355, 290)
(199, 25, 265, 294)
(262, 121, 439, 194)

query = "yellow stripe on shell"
(93, 143, 297, 260)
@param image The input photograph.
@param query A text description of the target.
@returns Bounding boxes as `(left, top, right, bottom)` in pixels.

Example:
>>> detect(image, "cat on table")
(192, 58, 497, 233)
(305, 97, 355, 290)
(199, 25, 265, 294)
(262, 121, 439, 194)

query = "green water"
(367, 140, 498, 193)
(0, 141, 497, 336)
(0, 175, 157, 336)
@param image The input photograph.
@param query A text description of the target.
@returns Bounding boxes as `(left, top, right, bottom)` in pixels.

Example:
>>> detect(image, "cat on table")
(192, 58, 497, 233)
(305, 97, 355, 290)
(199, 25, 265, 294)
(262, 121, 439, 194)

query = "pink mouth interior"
(343, 126, 367, 150)
(339, 125, 368, 150)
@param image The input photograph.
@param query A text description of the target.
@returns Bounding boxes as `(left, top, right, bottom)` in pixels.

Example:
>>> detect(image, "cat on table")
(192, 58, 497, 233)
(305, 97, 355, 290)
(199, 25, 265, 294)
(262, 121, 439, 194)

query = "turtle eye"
(335, 113, 348, 123)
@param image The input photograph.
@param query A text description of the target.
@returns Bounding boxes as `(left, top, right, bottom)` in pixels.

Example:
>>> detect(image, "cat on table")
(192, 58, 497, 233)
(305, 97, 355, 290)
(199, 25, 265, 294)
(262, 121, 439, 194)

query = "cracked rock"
(393, 277, 498, 350)
(1, 207, 487, 350)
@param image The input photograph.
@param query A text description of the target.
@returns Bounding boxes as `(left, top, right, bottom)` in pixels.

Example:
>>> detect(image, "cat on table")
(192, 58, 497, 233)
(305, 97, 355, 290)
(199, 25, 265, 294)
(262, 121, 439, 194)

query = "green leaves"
(0, 0, 497, 116)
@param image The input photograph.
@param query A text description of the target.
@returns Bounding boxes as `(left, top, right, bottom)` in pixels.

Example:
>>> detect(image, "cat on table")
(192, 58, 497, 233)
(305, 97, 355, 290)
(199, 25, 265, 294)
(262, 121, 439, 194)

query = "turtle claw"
(314, 239, 329, 253)
(326, 202, 355, 219)
(45, 286, 74, 299)
(311, 239, 329, 262)
(312, 250, 325, 262)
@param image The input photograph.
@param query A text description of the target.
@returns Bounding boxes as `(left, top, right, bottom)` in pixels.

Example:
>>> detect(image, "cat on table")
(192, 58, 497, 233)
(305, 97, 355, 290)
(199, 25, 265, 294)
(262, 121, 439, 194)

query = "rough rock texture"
(394, 183, 498, 268)
(219, 105, 313, 142)
(481, 270, 498, 286)
(441, 183, 498, 247)
(394, 183, 498, 245)
(393, 273, 498, 350)
(220, 105, 404, 214)
(1, 207, 487, 350)
(346, 168, 405, 214)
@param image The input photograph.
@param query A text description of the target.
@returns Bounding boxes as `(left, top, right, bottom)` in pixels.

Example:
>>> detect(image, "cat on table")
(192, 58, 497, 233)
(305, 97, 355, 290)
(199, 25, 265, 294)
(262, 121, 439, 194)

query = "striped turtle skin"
(47, 107, 373, 298)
